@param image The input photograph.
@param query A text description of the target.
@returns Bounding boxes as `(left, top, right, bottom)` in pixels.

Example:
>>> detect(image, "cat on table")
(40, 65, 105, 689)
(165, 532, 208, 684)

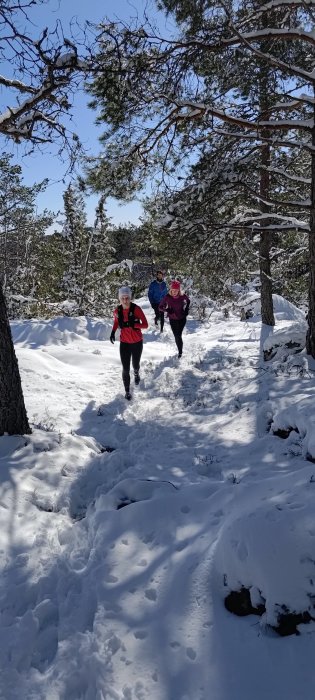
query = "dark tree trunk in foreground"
(306, 100, 315, 358)
(0, 2, 89, 435)
(0, 283, 31, 435)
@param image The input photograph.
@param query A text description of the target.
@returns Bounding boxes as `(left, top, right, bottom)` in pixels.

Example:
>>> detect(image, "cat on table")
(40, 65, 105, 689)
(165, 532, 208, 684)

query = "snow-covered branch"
(0, 2, 91, 147)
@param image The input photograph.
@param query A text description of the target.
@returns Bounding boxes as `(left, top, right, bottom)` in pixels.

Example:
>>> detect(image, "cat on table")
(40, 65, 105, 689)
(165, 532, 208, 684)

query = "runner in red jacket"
(110, 286, 148, 400)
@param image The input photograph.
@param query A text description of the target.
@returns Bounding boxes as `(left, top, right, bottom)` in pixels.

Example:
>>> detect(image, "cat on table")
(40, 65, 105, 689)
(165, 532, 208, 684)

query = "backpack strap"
(117, 304, 124, 329)
(117, 302, 137, 329)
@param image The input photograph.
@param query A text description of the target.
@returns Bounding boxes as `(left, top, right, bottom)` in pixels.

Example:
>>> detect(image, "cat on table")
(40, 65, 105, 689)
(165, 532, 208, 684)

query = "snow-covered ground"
(1, 296, 315, 699)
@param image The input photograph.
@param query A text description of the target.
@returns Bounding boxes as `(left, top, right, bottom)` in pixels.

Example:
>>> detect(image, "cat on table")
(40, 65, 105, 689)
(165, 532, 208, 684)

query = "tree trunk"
(257, 10, 275, 328)
(0, 283, 31, 435)
(259, 140, 274, 327)
(306, 98, 315, 357)
(259, 236, 274, 327)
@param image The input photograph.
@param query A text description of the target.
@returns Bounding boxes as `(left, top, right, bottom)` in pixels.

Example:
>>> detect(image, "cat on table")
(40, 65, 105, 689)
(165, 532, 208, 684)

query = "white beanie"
(118, 286, 132, 299)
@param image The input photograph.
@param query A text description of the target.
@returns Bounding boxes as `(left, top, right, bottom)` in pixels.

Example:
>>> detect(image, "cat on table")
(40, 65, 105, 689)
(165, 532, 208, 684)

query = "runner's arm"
(134, 306, 149, 329)
(112, 310, 119, 333)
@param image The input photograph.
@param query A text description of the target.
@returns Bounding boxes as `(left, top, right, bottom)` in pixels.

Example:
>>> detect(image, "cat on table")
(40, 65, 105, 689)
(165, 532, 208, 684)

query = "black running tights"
(152, 303, 164, 331)
(120, 341, 143, 391)
(169, 318, 186, 355)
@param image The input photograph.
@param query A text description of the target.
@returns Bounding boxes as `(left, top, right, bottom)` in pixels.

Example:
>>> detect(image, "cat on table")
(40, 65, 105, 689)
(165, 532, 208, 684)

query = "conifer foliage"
(87, 0, 315, 351)
(0, 154, 53, 316)
(61, 184, 90, 313)
(0, 0, 90, 435)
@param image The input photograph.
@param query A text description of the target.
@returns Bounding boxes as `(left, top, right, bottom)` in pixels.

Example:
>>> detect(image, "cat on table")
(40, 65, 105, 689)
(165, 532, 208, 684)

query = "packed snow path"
(1, 298, 315, 699)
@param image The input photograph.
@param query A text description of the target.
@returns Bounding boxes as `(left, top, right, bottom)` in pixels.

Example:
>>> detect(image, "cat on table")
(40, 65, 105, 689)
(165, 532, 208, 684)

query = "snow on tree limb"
(0, 1, 92, 149)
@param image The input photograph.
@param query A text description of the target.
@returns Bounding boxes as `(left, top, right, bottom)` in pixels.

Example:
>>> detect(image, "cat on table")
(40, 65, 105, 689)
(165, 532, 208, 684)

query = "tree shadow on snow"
(1, 320, 312, 698)
(0, 389, 225, 699)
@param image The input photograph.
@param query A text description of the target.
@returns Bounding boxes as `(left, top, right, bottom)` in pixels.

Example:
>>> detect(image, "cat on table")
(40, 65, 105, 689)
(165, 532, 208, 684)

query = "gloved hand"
(167, 306, 174, 314)
(110, 331, 115, 344)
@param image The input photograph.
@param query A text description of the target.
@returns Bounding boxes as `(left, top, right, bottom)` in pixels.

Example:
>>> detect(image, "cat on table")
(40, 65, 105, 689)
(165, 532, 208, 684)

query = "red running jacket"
(112, 304, 148, 343)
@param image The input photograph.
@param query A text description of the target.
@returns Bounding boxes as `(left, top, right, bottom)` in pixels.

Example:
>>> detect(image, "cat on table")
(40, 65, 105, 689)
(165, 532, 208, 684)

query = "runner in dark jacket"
(110, 286, 148, 400)
(159, 280, 190, 358)
(148, 269, 167, 332)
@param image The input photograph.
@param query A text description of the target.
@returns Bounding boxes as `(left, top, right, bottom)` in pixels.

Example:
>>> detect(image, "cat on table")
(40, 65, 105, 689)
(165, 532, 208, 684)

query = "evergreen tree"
(85, 196, 114, 314)
(36, 232, 68, 309)
(150, 134, 309, 302)
(87, 0, 315, 350)
(60, 188, 130, 315)
(60, 184, 90, 313)
(0, 154, 52, 306)
(0, 0, 90, 435)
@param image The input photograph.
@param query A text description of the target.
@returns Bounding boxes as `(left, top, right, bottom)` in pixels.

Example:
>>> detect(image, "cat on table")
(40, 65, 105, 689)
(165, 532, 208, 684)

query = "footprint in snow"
(214, 509, 224, 517)
(170, 641, 181, 649)
(137, 558, 147, 567)
(134, 630, 147, 639)
(180, 505, 190, 514)
(186, 647, 197, 660)
(176, 540, 188, 552)
(237, 541, 248, 561)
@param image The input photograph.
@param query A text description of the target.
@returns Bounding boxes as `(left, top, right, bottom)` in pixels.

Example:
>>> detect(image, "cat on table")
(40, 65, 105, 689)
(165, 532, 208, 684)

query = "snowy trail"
(1, 304, 315, 699)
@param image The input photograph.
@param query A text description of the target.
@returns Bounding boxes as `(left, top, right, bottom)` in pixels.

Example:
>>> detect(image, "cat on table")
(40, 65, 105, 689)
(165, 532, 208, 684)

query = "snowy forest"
(2, 0, 314, 326)
(3, 0, 315, 435)
(2, 1, 315, 698)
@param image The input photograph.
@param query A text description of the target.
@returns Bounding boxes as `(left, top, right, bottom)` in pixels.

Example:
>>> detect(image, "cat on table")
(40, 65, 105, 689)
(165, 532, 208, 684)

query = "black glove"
(167, 306, 174, 314)
(110, 331, 115, 344)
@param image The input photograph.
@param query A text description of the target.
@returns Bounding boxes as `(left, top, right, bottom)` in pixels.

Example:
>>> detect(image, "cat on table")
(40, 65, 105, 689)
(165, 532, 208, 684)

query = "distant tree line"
(0, 150, 308, 319)
(0, 158, 159, 318)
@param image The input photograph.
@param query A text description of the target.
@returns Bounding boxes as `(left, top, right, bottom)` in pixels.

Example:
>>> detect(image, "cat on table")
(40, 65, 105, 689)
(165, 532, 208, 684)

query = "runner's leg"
(120, 342, 132, 391)
(131, 340, 143, 380)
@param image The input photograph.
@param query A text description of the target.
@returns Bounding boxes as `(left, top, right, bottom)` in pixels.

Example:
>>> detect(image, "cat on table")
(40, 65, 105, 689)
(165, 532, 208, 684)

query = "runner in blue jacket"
(148, 269, 167, 332)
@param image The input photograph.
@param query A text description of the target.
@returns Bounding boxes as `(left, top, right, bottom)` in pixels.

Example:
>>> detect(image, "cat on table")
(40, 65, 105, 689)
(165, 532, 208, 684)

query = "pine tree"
(0, 154, 54, 317)
(87, 0, 315, 350)
(60, 189, 125, 315)
(60, 184, 90, 313)
(36, 232, 68, 309)
(84, 196, 113, 314)
(0, 0, 90, 435)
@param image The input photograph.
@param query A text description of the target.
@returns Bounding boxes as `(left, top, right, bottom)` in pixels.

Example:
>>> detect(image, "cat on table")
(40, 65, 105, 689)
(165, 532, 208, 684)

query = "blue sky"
(12, 0, 162, 228)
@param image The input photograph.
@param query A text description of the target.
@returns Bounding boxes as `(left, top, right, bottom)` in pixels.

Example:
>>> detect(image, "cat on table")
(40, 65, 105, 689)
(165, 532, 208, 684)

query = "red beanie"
(170, 280, 180, 290)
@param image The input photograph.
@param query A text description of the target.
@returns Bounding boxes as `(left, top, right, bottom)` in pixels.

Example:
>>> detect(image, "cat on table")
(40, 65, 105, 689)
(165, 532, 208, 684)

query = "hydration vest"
(117, 302, 137, 329)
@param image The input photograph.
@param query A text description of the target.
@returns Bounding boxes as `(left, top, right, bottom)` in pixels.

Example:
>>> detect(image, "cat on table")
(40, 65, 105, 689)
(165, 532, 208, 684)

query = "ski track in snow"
(1, 306, 315, 699)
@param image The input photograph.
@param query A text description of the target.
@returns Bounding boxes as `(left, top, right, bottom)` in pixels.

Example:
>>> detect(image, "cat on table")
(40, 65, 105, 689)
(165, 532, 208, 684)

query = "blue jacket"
(148, 279, 167, 305)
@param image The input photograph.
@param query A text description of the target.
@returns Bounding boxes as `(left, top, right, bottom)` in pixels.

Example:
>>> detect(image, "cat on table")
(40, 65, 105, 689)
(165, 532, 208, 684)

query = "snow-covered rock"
(263, 322, 306, 361)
